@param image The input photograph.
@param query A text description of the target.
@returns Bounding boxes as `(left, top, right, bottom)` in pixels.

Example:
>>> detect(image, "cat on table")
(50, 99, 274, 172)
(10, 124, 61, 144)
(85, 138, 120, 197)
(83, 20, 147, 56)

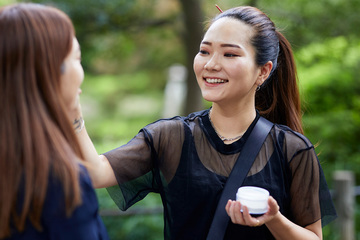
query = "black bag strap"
(206, 116, 274, 240)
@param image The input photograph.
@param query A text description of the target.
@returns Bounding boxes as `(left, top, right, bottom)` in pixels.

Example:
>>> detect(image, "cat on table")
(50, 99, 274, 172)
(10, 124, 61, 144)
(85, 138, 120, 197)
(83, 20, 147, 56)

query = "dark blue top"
(6, 166, 109, 240)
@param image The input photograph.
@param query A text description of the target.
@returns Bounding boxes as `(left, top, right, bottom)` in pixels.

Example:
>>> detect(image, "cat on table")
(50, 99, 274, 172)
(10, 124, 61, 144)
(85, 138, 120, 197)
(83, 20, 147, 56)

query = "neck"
(209, 104, 256, 142)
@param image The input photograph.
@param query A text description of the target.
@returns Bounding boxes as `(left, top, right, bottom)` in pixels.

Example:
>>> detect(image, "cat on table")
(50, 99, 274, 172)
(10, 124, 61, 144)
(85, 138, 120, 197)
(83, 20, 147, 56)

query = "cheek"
(60, 64, 83, 106)
(77, 65, 84, 83)
(70, 63, 84, 83)
(67, 66, 84, 92)
(228, 60, 253, 77)
(193, 55, 204, 77)
(227, 65, 241, 77)
(59, 79, 72, 106)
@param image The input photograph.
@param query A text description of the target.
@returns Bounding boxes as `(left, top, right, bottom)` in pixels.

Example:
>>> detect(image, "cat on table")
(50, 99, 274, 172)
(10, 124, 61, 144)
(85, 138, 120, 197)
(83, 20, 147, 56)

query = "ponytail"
(256, 31, 303, 134)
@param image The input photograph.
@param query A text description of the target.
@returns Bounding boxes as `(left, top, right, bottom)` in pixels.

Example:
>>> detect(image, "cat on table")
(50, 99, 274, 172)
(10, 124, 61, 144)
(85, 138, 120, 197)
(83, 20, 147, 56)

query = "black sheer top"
(105, 109, 336, 239)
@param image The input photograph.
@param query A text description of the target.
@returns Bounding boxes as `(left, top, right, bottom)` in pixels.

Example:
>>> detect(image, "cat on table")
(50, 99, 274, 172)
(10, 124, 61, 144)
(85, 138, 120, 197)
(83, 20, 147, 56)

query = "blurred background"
(1, 0, 359, 239)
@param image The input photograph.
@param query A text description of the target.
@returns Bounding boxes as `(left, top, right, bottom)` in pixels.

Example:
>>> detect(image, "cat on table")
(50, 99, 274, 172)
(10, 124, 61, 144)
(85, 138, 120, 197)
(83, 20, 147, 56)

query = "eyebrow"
(201, 41, 242, 49)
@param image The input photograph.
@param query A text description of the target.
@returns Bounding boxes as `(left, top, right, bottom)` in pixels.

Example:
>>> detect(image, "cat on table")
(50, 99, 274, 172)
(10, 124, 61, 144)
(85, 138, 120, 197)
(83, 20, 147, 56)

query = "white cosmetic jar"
(236, 186, 269, 215)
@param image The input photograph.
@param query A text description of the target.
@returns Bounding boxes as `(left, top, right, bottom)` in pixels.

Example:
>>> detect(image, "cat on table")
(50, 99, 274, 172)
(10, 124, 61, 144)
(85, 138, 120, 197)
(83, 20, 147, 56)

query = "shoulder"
(271, 124, 316, 163)
(77, 166, 99, 207)
(184, 109, 209, 121)
(142, 110, 208, 134)
(43, 165, 99, 222)
(273, 124, 313, 148)
(9, 166, 107, 239)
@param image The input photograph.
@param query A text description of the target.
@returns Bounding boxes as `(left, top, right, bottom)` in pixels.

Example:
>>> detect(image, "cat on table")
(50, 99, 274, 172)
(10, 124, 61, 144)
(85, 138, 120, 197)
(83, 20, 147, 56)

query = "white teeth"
(205, 78, 227, 83)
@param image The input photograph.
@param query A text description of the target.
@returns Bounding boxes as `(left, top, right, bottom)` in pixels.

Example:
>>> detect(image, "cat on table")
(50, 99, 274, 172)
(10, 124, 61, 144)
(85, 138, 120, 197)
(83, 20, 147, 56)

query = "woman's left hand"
(225, 196, 280, 227)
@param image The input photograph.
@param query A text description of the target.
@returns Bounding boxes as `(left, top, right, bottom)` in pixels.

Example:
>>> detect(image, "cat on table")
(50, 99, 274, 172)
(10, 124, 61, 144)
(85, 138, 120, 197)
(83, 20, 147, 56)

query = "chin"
(202, 96, 216, 103)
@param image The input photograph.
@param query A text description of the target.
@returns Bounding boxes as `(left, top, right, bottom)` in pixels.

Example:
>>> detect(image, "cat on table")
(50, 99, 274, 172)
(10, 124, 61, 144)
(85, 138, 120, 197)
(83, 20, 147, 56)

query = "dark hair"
(213, 6, 303, 133)
(0, 3, 83, 237)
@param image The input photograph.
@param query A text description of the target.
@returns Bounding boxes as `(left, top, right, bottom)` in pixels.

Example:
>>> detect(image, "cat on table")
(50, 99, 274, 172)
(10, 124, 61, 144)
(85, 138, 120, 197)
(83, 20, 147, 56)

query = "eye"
(224, 53, 239, 57)
(199, 50, 209, 55)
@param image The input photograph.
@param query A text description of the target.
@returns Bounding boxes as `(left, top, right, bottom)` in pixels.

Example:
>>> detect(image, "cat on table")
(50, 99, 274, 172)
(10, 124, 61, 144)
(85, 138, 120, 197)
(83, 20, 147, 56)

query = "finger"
(267, 196, 280, 215)
(232, 201, 245, 224)
(226, 200, 237, 223)
(225, 199, 232, 214)
(242, 205, 263, 227)
(255, 196, 280, 224)
(227, 200, 246, 225)
(241, 205, 253, 225)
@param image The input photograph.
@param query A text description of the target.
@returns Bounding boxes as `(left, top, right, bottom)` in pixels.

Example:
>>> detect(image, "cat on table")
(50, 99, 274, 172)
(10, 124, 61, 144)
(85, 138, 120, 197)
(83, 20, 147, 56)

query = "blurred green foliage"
(96, 189, 163, 240)
(297, 37, 360, 182)
(296, 36, 360, 239)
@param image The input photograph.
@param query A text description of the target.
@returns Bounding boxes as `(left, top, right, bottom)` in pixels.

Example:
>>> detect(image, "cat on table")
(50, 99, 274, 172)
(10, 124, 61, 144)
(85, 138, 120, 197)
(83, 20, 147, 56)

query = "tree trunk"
(178, 0, 205, 115)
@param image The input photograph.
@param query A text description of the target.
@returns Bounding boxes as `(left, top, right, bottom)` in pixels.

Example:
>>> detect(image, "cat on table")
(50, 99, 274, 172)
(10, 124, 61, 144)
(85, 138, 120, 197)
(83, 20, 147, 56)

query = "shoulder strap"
(206, 117, 274, 240)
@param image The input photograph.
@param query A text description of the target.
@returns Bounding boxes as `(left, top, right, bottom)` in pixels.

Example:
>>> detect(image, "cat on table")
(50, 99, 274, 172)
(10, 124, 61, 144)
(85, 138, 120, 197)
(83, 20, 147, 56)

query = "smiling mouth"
(204, 78, 228, 83)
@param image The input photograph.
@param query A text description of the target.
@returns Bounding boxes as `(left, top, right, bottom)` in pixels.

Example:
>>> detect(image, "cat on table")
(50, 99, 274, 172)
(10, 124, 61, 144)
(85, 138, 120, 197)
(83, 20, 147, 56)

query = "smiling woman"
(75, 5, 337, 240)
(0, 3, 108, 239)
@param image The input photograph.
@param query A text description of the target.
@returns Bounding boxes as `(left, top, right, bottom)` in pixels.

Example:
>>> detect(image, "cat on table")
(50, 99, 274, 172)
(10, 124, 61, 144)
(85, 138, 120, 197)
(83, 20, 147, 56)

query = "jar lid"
(236, 186, 269, 201)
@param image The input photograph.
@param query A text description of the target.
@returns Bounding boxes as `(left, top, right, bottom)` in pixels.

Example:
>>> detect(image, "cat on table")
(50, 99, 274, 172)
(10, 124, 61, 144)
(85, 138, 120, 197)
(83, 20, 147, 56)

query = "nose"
(204, 55, 221, 71)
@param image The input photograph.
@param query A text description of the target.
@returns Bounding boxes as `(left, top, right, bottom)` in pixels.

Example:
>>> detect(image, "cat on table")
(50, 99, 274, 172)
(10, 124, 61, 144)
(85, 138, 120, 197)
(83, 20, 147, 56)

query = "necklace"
(208, 109, 243, 142)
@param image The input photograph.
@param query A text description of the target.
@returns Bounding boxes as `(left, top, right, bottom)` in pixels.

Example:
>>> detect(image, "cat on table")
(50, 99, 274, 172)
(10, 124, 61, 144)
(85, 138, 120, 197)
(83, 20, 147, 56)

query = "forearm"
(266, 212, 322, 240)
(76, 122, 117, 188)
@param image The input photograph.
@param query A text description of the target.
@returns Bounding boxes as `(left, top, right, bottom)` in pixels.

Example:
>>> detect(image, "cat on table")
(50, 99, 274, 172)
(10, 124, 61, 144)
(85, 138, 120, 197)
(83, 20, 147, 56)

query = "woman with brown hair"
(76, 5, 336, 240)
(0, 3, 109, 239)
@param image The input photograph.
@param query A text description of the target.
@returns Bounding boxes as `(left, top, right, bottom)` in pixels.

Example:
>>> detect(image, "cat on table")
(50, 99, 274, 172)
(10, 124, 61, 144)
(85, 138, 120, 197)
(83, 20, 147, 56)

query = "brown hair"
(0, 3, 84, 237)
(213, 6, 303, 134)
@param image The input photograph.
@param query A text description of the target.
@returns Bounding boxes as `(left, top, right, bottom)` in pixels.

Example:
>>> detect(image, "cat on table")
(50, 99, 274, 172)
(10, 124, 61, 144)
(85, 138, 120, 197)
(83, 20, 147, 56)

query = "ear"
(256, 61, 273, 85)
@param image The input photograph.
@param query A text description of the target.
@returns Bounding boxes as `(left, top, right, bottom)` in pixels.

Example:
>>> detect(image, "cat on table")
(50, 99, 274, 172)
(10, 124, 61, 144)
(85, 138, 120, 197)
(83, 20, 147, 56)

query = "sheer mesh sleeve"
(105, 133, 153, 184)
(104, 132, 154, 210)
(285, 131, 336, 227)
(104, 118, 185, 210)
(288, 145, 321, 226)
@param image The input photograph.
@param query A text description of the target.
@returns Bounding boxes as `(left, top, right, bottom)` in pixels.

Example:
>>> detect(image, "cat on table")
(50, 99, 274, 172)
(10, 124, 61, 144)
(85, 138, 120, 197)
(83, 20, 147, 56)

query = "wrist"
(265, 210, 282, 227)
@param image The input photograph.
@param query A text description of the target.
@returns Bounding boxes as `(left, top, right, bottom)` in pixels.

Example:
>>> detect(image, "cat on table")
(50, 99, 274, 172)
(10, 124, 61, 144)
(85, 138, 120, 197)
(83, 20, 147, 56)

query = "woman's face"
(60, 37, 84, 113)
(193, 17, 264, 105)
